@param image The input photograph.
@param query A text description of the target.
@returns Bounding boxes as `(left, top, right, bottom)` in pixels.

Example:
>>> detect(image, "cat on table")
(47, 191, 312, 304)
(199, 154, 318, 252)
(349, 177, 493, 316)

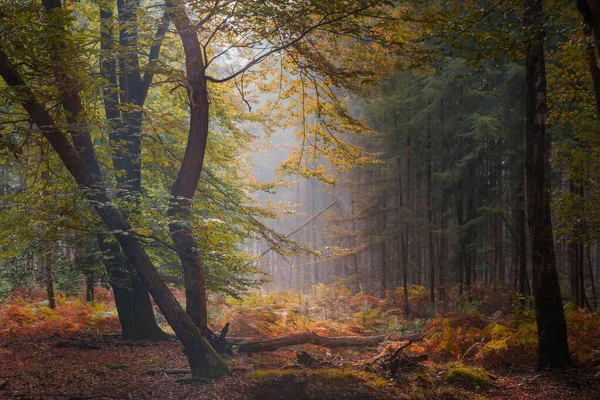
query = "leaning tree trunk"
(524, 0, 573, 370)
(0, 51, 229, 379)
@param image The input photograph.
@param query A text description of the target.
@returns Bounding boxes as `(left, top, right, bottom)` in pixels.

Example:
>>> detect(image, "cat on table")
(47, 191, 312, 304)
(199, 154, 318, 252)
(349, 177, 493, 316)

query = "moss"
(367, 375, 389, 388)
(104, 362, 129, 370)
(248, 367, 388, 388)
(139, 356, 168, 365)
(248, 369, 295, 380)
(443, 363, 490, 387)
(313, 368, 388, 387)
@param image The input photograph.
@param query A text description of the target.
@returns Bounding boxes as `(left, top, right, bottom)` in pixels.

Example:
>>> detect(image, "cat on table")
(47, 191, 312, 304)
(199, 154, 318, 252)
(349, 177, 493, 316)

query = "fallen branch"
(370, 340, 413, 366)
(238, 332, 423, 354)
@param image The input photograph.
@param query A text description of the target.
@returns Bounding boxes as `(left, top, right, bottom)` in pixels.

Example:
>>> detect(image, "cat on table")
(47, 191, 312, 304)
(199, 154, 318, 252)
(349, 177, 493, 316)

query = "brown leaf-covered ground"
(1, 334, 599, 400)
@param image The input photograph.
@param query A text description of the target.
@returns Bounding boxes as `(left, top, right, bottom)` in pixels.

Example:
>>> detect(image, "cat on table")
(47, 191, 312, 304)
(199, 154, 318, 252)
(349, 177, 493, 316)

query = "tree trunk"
(351, 194, 360, 293)
(166, 0, 213, 335)
(86, 0, 168, 339)
(397, 156, 410, 318)
(578, 0, 600, 114)
(44, 243, 56, 310)
(426, 111, 435, 308)
(101, 0, 203, 336)
(85, 273, 95, 302)
(96, 236, 170, 340)
(587, 246, 598, 310)
(381, 190, 388, 296)
(524, 0, 573, 370)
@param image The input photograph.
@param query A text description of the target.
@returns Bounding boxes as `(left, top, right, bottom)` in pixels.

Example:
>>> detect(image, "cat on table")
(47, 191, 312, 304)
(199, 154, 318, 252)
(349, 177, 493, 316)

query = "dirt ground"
(1, 334, 599, 400)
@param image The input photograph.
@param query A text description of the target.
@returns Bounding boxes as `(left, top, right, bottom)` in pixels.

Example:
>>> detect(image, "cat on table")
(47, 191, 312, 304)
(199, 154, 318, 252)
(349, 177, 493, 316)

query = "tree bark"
(524, 0, 573, 370)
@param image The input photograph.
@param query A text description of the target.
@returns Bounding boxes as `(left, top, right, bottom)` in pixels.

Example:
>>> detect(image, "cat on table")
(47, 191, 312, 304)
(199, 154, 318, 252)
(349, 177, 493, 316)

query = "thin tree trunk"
(518, 203, 529, 296)
(587, 246, 598, 309)
(426, 128, 435, 306)
(381, 190, 387, 296)
(398, 156, 409, 318)
(86, 272, 95, 302)
(351, 195, 360, 293)
(45, 243, 56, 310)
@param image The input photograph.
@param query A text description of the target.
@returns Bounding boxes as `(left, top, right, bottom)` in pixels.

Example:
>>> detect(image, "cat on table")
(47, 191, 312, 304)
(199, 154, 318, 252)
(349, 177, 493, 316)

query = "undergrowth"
(426, 296, 600, 369)
(2, 282, 599, 374)
(0, 288, 120, 341)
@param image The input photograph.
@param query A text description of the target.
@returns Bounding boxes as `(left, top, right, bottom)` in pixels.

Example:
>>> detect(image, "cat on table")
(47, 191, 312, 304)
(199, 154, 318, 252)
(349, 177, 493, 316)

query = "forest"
(1, 0, 600, 399)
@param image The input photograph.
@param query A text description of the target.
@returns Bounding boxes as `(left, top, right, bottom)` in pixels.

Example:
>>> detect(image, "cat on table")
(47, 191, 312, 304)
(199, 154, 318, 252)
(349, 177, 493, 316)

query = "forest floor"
(2, 286, 600, 399)
(1, 333, 599, 400)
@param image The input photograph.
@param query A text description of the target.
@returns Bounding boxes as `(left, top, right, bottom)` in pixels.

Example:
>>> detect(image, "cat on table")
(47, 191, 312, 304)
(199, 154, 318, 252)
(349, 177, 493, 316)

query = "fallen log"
(237, 332, 423, 354)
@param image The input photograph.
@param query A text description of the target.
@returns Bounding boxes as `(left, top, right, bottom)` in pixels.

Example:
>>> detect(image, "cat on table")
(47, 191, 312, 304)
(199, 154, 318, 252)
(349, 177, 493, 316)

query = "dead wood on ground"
(237, 332, 424, 354)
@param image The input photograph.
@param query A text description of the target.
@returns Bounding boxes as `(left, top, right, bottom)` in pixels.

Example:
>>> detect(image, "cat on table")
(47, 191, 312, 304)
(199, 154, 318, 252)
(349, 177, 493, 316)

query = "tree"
(523, 0, 573, 370)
